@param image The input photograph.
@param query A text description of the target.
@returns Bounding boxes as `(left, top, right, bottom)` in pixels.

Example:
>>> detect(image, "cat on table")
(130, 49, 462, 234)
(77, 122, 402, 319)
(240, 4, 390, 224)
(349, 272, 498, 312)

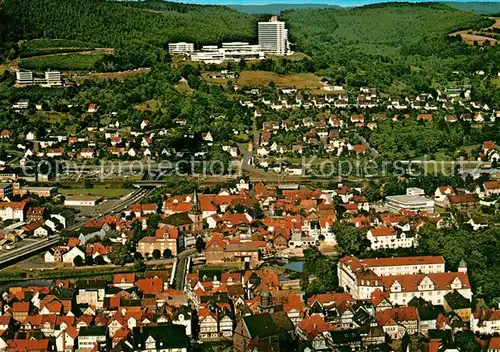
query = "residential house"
(233, 312, 296, 352)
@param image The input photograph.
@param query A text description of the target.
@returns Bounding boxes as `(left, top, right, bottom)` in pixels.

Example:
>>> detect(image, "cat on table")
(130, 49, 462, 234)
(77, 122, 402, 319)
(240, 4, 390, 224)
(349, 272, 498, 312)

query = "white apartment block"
(367, 227, 417, 250)
(168, 42, 195, 55)
(0, 201, 26, 221)
(15, 71, 33, 86)
(15, 70, 62, 87)
(258, 16, 288, 56)
(43, 71, 62, 87)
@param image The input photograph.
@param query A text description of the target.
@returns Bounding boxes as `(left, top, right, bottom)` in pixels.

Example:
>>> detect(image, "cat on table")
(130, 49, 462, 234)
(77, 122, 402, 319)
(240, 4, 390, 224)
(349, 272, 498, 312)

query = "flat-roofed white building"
(44, 71, 62, 87)
(386, 188, 434, 213)
(64, 195, 102, 207)
(168, 42, 195, 55)
(190, 42, 265, 64)
(15, 71, 33, 86)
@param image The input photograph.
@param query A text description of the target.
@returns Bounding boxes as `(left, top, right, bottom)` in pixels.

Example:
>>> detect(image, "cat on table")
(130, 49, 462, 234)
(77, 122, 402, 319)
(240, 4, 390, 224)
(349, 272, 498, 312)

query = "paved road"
(173, 248, 196, 290)
(354, 132, 379, 159)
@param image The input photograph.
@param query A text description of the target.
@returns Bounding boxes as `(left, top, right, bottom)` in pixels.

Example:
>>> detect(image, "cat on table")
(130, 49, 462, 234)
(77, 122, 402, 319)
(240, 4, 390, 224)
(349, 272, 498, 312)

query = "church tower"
(258, 291, 274, 314)
(458, 259, 468, 273)
(189, 189, 203, 233)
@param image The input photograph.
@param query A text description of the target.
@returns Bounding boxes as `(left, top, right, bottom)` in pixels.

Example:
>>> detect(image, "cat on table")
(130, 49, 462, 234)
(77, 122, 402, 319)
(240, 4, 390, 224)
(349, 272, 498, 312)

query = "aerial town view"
(0, 0, 500, 350)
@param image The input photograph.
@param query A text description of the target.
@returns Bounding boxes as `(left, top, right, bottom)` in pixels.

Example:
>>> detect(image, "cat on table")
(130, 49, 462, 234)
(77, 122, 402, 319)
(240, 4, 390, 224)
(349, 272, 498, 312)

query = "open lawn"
(71, 68, 150, 83)
(492, 76, 500, 88)
(20, 52, 105, 71)
(31, 111, 76, 134)
(135, 99, 161, 112)
(449, 30, 497, 46)
(236, 71, 323, 89)
(20, 38, 100, 57)
(59, 186, 131, 198)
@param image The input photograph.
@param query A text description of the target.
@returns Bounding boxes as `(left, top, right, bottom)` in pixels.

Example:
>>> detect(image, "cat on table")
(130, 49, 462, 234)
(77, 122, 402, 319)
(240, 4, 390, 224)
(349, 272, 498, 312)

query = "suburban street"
(0, 186, 154, 268)
(173, 248, 197, 290)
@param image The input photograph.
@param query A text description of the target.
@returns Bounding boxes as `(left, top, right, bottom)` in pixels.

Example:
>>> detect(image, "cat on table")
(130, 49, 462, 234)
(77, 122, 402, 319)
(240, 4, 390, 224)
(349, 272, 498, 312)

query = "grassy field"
(451, 31, 498, 46)
(59, 186, 131, 198)
(20, 38, 99, 57)
(236, 71, 323, 89)
(135, 99, 161, 112)
(72, 68, 150, 83)
(30, 111, 76, 134)
(492, 76, 500, 87)
(20, 53, 105, 71)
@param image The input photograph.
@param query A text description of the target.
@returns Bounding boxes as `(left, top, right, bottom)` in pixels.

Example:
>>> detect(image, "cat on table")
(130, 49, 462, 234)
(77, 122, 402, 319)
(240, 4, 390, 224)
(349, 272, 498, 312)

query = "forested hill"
(1, 0, 258, 47)
(444, 2, 500, 15)
(228, 3, 338, 15)
(282, 2, 490, 53)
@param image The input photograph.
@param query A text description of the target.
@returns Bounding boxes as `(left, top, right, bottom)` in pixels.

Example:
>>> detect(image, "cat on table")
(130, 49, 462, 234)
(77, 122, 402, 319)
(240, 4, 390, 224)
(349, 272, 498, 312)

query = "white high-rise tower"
(258, 16, 288, 56)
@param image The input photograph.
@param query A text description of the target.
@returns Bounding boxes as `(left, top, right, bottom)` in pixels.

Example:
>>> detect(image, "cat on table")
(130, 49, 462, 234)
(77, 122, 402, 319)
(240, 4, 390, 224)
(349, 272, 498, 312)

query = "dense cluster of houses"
(1, 253, 499, 351)
(0, 196, 66, 250)
(0, 274, 190, 351)
(238, 85, 494, 115)
(40, 173, 500, 269)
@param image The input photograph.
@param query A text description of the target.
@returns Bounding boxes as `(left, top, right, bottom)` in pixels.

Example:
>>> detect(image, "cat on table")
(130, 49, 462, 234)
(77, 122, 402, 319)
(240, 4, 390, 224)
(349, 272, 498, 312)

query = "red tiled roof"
(489, 336, 500, 350)
(340, 255, 445, 269)
(368, 227, 395, 237)
(376, 307, 418, 326)
(353, 144, 366, 153)
(206, 234, 226, 250)
(0, 201, 27, 210)
(307, 293, 353, 306)
(297, 315, 334, 339)
(12, 301, 29, 313)
(113, 273, 135, 284)
(417, 114, 433, 121)
(448, 194, 478, 204)
(382, 272, 470, 292)
(65, 326, 79, 339)
(484, 141, 496, 151)
(371, 289, 390, 307)
(484, 181, 500, 191)
(7, 338, 49, 352)
(282, 294, 304, 313)
(438, 185, 455, 194)
(67, 238, 80, 247)
(135, 278, 163, 295)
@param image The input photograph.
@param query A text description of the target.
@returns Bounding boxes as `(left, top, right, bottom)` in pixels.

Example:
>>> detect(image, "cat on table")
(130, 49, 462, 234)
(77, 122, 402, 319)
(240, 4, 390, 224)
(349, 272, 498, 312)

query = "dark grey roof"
(132, 324, 187, 350)
(79, 326, 107, 336)
(444, 290, 471, 310)
(243, 313, 281, 339)
(162, 212, 193, 227)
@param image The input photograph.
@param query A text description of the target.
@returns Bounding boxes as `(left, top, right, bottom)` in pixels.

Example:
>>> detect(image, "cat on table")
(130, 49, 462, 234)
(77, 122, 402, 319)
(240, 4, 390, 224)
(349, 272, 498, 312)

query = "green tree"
(196, 237, 205, 253)
(73, 255, 84, 267)
(85, 255, 94, 266)
(333, 222, 370, 256)
(152, 249, 161, 260)
(108, 243, 129, 266)
(163, 249, 172, 259)
(133, 252, 143, 261)
(94, 255, 106, 265)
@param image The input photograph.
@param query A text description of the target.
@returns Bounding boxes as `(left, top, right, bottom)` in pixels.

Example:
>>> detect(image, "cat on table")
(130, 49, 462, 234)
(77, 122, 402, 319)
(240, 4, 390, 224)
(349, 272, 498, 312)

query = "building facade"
(258, 16, 288, 56)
